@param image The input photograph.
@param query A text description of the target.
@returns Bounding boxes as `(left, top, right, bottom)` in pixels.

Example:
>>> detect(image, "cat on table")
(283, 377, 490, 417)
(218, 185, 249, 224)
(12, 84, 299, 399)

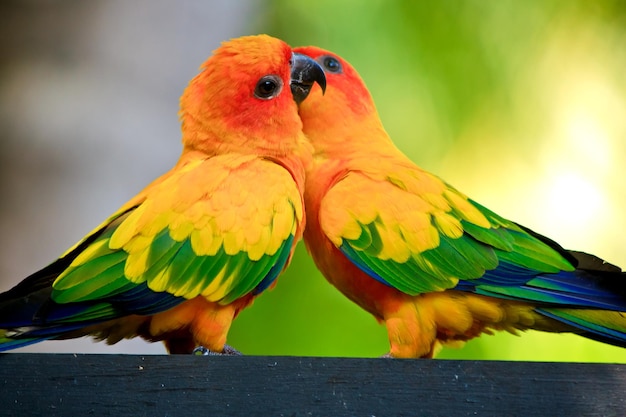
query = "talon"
(192, 346, 211, 356)
(192, 345, 242, 356)
(222, 344, 242, 355)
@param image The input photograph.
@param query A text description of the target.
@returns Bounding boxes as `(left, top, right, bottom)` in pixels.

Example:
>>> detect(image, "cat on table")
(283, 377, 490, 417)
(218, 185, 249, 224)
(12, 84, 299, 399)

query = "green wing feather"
(52, 154, 302, 306)
(321, 164, 573, 296)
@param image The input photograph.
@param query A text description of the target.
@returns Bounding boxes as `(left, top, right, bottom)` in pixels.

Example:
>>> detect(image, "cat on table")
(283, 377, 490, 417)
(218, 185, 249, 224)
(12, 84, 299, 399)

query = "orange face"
(180, 35, 322, 156)
(293, 46, 376, 121)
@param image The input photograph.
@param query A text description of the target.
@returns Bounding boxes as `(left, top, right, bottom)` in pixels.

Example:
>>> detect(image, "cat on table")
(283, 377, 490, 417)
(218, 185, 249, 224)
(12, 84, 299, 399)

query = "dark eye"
(322, 56, 342, 73)
(254, 75, 283, 99)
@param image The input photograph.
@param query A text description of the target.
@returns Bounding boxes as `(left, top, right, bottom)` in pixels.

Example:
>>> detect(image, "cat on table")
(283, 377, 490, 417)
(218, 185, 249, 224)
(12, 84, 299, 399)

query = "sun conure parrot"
(0, 35, 326, 354)
(294, 45, 626, 358)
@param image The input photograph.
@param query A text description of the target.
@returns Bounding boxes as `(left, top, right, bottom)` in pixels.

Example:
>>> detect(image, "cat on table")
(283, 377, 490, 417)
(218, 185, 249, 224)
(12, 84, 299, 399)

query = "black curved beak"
(290, 52, 327, 105)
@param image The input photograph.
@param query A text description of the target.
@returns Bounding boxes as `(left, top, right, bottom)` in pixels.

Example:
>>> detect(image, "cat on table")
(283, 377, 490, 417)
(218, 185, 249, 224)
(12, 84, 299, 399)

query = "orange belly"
(86, 294, 254, 354)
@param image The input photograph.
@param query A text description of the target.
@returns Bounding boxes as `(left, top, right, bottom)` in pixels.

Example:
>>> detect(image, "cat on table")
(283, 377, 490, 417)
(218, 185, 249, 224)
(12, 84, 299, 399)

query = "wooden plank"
(0, 354, 624, 416)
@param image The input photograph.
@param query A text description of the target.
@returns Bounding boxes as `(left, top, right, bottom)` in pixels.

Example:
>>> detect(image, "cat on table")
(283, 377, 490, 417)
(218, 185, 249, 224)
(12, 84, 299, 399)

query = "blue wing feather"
(254, 234, 296, 295)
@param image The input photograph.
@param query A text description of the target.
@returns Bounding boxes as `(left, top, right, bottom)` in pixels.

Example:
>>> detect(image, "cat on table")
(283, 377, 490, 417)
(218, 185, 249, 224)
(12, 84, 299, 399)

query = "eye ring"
(254, 75, 283, 100)
(321, 56, 342, 73)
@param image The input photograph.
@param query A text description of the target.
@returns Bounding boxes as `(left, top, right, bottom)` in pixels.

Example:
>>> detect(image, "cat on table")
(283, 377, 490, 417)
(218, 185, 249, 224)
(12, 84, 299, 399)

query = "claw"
(192, 344, 242, 356)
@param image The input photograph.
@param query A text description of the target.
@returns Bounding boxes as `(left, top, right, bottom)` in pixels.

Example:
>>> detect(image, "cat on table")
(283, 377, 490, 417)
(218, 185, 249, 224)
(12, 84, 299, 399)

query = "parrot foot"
(379, 352, 394, 358)
(192, 344, 242, 356)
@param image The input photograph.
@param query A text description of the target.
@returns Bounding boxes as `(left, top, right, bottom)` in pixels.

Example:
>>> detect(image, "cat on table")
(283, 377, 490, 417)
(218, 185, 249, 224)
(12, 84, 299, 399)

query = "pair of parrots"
(1, 35, 624, 358)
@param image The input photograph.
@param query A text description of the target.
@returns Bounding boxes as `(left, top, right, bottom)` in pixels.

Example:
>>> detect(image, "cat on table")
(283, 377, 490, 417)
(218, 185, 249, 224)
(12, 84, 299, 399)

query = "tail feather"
(469, 240, 626, 349)
(473, 268, 626, 312)
(0, 334, 52, 352)
(0, 320, 103, 352)
(538, 308, 626, 348)
(0, 280, 184, 352)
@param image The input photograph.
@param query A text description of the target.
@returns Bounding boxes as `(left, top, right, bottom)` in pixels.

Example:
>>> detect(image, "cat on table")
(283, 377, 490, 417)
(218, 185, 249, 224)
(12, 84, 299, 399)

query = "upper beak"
(290, 52, 327, 105)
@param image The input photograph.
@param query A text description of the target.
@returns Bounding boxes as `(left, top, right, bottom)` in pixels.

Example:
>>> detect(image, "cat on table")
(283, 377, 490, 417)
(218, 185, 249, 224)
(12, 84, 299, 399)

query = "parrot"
(0, 34, 326, 354)
(293, 45, 626, 358)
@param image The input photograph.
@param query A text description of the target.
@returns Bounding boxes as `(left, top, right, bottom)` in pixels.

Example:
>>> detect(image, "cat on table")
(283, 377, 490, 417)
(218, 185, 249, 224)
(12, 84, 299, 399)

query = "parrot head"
(180, 35, 325, 157)
(292, 46, 393, 156)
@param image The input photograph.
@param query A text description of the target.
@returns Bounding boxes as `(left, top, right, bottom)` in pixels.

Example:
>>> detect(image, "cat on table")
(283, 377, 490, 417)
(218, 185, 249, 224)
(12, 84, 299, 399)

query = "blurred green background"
(1, 1, 625, 362)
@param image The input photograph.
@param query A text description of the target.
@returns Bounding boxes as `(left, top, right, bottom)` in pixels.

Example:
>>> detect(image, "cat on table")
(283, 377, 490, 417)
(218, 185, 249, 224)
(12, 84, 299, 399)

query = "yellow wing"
(52, 153, 303, 306)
